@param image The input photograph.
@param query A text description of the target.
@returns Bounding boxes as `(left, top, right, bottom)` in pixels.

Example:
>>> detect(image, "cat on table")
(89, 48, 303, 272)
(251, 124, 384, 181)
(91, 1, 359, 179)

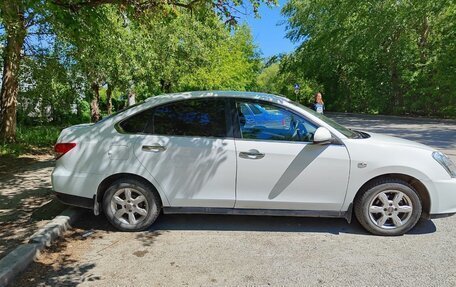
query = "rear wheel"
(354, 179, 422, 236)
(102, 178, 161, 231)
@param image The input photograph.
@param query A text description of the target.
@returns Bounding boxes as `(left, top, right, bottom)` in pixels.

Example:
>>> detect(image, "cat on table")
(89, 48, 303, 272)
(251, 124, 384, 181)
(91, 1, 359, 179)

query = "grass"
(0, 125, 63, 157)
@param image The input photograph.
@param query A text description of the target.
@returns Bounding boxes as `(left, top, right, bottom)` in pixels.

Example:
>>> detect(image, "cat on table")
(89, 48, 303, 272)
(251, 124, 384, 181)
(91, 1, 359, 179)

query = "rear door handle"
(239, 149, 265, 159)
(142, 145, 166, 152)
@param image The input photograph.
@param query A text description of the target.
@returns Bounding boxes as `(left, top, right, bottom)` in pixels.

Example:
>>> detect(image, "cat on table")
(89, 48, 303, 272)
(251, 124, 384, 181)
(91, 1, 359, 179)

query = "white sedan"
(52, 91, 456, 236)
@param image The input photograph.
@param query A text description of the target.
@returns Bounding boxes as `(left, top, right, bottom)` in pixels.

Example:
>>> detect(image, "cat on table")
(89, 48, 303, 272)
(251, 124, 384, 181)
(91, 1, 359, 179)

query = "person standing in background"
(311, 92, 325, 114)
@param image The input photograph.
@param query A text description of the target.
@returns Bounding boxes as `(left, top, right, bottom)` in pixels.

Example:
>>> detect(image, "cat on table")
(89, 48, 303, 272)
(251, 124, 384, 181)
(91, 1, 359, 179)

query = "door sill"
(163, 207, 344, 218)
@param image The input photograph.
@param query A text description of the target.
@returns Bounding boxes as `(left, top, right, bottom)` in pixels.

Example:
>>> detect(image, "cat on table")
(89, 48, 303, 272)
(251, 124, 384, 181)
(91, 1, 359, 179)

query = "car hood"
(357, 131, 435, 152)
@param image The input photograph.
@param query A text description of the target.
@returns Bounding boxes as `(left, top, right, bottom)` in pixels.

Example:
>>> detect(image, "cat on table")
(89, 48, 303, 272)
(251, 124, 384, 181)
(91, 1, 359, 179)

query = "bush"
(16, 125, 62, 147)
(0, 125, 63, 157)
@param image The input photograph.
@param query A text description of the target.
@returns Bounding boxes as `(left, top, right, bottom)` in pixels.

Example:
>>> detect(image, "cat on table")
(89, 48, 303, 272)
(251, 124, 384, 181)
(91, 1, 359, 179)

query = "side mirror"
(313, 127, 332, 144)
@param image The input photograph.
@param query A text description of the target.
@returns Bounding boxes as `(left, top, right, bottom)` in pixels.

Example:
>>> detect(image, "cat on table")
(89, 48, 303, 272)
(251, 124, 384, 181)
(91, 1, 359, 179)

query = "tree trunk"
(418, 16, 430, 64)
(90, 81, 101, 122)
(106, 84, 113, 115)
(0, 1, 26, 142)
(417, 16, 431, 115)
(160, 79, 172, 93)
(128, 90, 136, 106)
(390, 62, 403, 114)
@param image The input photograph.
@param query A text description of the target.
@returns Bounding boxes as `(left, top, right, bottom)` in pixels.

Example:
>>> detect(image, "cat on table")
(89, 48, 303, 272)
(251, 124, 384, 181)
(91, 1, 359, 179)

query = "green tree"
(181, 24, 261, 91)
(61, 9, 262, 120)
(255, 54, 321, 104)
(282, 0, 455, 116)
(9, 5, 263, 125)
(0, 0, 276, 142)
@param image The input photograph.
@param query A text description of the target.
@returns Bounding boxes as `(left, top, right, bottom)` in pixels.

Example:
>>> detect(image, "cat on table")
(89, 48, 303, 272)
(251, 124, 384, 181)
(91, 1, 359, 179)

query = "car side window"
(236, 100, 317, 142)
(248, 103, 262, 115)
(239, 103, 252, 116)
(118, 109, 153, 133)
(148, 98, 227, 137)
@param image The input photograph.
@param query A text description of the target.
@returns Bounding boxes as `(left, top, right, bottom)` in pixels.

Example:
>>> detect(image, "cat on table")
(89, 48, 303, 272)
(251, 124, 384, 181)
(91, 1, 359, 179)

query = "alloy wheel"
(110, 188, 149, 225)
(368, 190, 413, 229)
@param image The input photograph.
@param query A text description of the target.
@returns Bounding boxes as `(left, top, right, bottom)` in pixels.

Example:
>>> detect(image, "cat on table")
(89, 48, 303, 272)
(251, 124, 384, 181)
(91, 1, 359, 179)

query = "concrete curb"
(0, 207, 84, 287)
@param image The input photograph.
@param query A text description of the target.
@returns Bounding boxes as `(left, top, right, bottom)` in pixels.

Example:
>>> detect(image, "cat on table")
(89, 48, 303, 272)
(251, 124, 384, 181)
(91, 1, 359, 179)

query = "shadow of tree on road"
(0, 155, 63, 260)
(13, 229, 101, 287)
(72, 211, 165, 247)
(136, 230, 164, 247)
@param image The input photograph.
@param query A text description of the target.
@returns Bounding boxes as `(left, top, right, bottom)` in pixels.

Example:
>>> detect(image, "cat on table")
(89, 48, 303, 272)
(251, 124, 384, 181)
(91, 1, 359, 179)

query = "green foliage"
(255, 55, 322, 105)
(281, 0, 456, 117)
(0, 125, 62, 156)
(256, 62, 280, 93)
(12, 6, 261, 127)
(76, 100, 91, 123)
(181, 24, 261, 91)
(15, 125, 62, 146)
(0, 0, 275, 148)
(18, 49, 82, 125)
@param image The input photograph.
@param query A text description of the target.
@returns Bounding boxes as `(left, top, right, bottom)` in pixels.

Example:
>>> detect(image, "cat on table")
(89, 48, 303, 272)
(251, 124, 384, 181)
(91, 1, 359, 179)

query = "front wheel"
(354, 179, 422, 236)
(102, 178, 161, 231)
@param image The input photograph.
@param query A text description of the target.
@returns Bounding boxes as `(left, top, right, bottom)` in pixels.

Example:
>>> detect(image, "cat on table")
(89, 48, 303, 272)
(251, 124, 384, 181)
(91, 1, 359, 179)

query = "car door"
(132, 98, 237, 208)
(233, 99, 350, 212)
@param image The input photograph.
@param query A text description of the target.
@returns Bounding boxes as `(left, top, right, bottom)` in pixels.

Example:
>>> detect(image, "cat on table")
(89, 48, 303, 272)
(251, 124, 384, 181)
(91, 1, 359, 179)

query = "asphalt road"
(331, 113, 456, 161)
(15, 114, 456, 287)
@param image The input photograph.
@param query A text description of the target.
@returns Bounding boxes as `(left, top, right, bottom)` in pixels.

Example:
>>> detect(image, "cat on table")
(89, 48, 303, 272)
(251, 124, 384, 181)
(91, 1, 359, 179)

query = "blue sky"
(242, 1, 298, 58)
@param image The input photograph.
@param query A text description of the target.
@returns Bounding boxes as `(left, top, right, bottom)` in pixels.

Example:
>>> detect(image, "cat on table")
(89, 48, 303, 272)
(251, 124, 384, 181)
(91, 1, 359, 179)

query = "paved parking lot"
(15, 114, 456, 286)
(331, 113, 456, 161)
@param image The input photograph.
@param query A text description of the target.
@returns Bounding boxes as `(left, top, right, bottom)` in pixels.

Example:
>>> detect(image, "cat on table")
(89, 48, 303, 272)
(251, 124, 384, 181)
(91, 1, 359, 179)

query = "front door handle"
(239, 149, 265, 159)
(142, 145, 166, 152)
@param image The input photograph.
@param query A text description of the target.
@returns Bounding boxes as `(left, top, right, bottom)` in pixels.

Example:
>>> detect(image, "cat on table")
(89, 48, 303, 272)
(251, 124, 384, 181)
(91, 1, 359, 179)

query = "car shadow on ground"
(74, 210, 437, 236)
(149, 213, 437, 236)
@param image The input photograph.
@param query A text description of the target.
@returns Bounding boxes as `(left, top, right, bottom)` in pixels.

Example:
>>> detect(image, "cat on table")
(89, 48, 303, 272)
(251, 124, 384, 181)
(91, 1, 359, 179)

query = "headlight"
(433, 151, 456, 178)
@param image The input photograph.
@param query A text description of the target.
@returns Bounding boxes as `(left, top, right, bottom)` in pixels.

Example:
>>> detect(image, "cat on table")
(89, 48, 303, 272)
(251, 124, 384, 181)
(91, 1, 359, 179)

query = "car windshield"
(288, 100, 358, 138)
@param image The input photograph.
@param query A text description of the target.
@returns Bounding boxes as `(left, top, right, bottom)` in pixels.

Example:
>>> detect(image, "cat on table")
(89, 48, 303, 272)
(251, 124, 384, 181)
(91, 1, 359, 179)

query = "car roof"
(144, 90, 291, 106)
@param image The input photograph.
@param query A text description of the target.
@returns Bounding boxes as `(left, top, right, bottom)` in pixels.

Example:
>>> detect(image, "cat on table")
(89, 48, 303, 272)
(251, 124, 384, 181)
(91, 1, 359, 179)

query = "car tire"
(354, 179, 422, 236)
(102, 178, 161, 231)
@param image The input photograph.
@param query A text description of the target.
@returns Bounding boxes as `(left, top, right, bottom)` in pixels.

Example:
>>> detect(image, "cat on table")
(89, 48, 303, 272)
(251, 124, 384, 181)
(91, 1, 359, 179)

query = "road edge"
(0, 207, 84, 287)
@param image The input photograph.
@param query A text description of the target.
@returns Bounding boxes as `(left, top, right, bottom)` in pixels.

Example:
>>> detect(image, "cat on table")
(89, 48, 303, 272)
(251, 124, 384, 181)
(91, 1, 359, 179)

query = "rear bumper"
(52, 164, 103, 202)
(55, 192, 94, 210)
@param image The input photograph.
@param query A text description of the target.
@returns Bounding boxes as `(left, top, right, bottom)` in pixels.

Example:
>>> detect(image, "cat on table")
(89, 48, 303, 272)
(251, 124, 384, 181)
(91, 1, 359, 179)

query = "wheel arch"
(353, 173, 431, 218)
(97, 173, 165, 208)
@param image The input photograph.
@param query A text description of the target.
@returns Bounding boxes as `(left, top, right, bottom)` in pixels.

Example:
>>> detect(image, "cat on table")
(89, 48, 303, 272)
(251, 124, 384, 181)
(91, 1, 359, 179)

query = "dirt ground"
(13, 223, 103, 287)
(0, 154, 66, 260)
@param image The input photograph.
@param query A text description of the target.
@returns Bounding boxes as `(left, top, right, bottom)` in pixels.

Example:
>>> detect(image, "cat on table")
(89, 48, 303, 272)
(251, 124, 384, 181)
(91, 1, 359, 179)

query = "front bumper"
(425, 178, 456, 216)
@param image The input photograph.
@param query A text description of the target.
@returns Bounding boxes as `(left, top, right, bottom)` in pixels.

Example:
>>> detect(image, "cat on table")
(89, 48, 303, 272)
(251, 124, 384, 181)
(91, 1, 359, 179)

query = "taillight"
(54, 143, 76, 159)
